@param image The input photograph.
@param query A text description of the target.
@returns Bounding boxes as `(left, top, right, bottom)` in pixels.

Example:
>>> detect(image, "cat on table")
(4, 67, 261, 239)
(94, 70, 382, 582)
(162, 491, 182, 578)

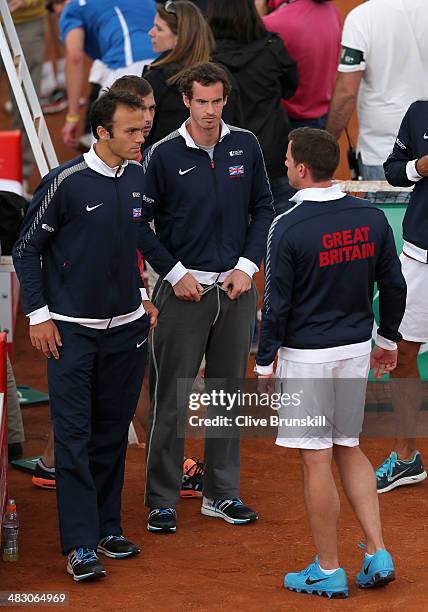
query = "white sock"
(318, 564, 339, 574)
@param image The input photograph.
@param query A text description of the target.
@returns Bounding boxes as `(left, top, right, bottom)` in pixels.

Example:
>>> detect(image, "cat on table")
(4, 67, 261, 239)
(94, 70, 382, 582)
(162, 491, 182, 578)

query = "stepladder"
(0, 0, 58, 178)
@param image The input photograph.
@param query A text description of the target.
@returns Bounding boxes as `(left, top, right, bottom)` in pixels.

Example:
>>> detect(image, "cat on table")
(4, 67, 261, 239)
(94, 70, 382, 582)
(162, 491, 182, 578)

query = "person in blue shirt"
(51, 0, 155, 147)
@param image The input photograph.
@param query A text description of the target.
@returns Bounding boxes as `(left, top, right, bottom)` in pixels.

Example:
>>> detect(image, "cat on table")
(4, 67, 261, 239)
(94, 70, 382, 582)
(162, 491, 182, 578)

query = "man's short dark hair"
(288, 128, 340, 182)
(179, 62, 231, 100)
(90, 91, 143, 139)
(109, 75, 153, 99)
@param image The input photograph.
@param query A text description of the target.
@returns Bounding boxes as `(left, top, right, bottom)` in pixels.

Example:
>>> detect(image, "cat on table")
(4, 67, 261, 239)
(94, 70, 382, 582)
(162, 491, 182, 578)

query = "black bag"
(0, 191, 27, 255)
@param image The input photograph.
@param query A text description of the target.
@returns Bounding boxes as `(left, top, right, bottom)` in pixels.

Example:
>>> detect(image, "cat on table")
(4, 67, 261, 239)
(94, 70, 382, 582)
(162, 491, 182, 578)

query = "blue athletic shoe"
(376, 451, 427, 494)
(284, 556, 349, 599)
(356, 550, 395, 588)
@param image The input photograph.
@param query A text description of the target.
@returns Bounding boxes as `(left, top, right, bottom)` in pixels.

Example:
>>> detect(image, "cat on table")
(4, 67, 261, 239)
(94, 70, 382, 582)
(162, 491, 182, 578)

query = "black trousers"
(48, 316, 148, 554)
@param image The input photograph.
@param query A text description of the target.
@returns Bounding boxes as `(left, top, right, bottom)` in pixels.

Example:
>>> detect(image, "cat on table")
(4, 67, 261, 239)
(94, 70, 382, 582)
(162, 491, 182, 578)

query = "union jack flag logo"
(133, 207, 142, 219)
(228, 165, 245, 177)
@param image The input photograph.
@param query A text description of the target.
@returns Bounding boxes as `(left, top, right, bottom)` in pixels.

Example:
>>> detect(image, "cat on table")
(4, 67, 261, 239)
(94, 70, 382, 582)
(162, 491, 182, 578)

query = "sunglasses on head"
(164, 0, 177, 14)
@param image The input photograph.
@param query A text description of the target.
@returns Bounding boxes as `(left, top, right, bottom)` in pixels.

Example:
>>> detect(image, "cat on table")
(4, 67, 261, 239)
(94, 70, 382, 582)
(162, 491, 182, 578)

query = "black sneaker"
(67, 548, 107, 582)
(147, 508, 177, 533)
(201, 497, 258, 524)
(32, 459, 56, 490)
(376, 451, 427, 494)
(180, 457, 204, 498)
(97, 535, 140, 559)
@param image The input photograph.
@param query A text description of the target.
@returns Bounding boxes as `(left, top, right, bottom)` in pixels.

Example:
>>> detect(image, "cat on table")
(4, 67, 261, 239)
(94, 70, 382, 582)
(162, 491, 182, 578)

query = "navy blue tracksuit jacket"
(256, 190, 407, 368)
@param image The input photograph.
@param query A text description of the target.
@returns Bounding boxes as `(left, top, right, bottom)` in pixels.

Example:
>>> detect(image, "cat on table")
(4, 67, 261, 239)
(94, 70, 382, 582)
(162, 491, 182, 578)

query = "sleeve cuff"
(234, 257, 259, 279)
(140, 288, 149, 301)
(376, 333, 398, 351)
(28, 306, 51, 325)
(254, 362, 274, 375)
(164, 261, 188, 286)
(406, 159, 423, 182)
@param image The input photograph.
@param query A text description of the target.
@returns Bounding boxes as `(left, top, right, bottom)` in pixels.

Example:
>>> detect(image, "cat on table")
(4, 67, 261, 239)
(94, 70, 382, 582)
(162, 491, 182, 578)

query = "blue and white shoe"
(147, 508, 177, 533)
(67, 547, 106, 582)
(201, 497, 258, 524)
(376, 451, 427, 494)
(284, 556, 349, 599)
(356, 550, 395, 588)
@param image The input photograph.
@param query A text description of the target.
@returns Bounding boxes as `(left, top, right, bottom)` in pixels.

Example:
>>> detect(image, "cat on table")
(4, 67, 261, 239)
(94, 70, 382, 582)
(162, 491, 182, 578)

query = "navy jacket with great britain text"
(256, 185, 407, 373)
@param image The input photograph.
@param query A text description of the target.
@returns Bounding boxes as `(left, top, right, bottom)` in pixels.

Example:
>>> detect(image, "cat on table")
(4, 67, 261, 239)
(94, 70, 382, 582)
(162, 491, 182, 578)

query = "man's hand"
(143, 300, 158, 329)
(222, 270, 252, 300)
(62, 121, 79, 148)
(173, 272, 203, 302)
(29, 320, 62, 359)
(370, 346, 398, 378)
(7, 0, 27, 12)
(415, 155, 428, 177)
(257, 372, 276, 395)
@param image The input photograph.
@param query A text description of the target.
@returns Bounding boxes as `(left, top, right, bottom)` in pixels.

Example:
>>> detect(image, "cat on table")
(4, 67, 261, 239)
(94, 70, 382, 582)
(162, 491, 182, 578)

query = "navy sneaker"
(201, 497, 258, 524)
(97, 535, 140, 559)
(284, 556, 349, 599)
(32, 459, 56, 490)
(356, 550, 395, 588)
(147, 508, 177, 533)
(67, 548, 106, 582)
(376, 451, 427, 493)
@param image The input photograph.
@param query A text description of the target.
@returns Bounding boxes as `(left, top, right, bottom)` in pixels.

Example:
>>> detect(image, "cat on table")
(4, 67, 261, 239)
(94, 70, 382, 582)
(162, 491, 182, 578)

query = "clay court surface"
(1, 314, 427, 611)
(1, 1, 427, 608)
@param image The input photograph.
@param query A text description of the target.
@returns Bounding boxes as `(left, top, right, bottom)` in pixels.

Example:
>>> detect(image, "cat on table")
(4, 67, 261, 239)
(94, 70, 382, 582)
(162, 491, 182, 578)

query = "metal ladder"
(0, 0, 58, 177)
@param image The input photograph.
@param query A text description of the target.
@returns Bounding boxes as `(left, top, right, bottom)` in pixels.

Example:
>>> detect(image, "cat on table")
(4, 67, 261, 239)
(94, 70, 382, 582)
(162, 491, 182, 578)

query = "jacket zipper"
(209, 151, 224, 271)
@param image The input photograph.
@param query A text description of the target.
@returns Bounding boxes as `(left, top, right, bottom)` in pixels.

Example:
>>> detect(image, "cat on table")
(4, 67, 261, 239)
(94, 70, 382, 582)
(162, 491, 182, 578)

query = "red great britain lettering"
(319, 226, 375, 267)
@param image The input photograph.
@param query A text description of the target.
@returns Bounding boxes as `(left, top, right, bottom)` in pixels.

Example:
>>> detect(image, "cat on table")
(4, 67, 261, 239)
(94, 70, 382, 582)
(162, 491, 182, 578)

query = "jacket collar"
(289, 184, 346, 203)
(178, 119, 230, 149)
(83, 145, 129, 178)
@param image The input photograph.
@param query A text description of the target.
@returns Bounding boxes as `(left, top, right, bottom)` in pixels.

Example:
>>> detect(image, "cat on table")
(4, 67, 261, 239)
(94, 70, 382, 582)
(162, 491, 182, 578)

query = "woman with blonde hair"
(143, 0, 241, 146)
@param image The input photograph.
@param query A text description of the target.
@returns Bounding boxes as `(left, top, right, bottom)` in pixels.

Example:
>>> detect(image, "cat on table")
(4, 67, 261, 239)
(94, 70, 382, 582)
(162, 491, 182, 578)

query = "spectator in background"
(53, 0, 155, 148)
(143, 0, 241, 147)
(326, 0, 428, 180)
(5, 0, 46, 190)
(209, 0, 298, 213)
(261, 0, 341, 131)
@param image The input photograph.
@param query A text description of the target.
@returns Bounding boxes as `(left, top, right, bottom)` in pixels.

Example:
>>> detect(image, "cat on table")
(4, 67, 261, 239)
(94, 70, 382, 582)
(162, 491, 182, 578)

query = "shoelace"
(300, 562, 316, 576)
(100, 535, 125, 545)
(212, 498, 243, 509)
(152, 508, 175, 517)
(75, 547, 98, 563)
(376, 453, 396, 477)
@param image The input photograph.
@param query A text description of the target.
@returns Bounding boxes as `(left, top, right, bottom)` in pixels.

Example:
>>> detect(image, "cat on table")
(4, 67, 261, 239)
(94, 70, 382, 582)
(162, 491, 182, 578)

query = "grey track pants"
(7, 355, 24, 445)
(145, 280, 257, 508)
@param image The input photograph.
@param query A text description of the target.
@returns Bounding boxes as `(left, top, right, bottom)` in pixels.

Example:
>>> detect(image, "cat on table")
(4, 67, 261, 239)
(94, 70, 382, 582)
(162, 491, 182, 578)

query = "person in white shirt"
(326, 0, 428, 179)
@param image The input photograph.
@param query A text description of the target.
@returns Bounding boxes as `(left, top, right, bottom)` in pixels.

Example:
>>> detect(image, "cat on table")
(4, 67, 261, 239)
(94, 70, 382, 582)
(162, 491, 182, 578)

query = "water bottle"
(2, 499, 19, 562)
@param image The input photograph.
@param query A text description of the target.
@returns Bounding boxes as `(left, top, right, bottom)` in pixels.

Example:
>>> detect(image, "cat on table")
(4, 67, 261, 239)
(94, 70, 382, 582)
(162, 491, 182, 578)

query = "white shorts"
(275, 354, 370, 450)
(399, 253, 428, 343)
